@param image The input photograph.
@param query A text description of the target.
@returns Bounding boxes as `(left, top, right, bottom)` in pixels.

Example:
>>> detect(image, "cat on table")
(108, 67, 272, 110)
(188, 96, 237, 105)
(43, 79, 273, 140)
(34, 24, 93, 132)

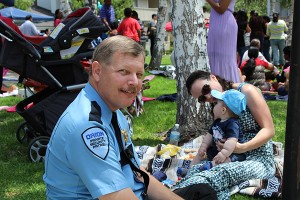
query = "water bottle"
(169, 124, 180, 146)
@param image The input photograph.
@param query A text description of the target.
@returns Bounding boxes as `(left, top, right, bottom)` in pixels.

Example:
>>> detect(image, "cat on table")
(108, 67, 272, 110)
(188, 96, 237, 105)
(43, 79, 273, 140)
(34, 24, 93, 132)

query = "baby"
(191, 89, 247, 170)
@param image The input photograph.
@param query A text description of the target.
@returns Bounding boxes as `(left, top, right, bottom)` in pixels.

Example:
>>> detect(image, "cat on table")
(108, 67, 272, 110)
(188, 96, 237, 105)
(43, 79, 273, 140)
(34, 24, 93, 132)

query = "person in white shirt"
(241, 38, 279, 81)
(20, 15, 41, 36)
(242, 39, 268, 62)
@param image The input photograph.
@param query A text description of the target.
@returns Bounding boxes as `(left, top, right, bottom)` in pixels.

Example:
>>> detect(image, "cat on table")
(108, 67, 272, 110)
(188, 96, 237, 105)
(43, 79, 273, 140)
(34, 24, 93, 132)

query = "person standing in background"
(249, 11, 265, 53)
(131, 10, 143, 30)
(147, 14, 157, 57)
(262, 15, 271, 62)
(206, 0, 241, 82)
(117, 8, 141, 42)
(267, 13, 288, 68)
(19, 15, 41, 36)
(236, 10, 251, 67)
(54, 9, 63, 27)
(132, 10, 147, 49)
(99, 0, 117, 37)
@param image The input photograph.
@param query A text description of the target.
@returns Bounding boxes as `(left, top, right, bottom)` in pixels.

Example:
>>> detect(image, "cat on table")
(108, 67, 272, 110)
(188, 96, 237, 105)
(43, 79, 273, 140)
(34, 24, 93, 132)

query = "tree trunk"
(269, 0, 276, 14)
(60, 0, 72, 17)
(148, 0, 168, 69)
(171, 0, 212, 143)
(286, 0, 293, 46)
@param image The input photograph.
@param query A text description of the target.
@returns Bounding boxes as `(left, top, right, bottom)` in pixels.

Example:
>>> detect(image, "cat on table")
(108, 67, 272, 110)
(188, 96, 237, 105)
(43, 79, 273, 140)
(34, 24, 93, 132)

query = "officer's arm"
(99, 188, 139, 200)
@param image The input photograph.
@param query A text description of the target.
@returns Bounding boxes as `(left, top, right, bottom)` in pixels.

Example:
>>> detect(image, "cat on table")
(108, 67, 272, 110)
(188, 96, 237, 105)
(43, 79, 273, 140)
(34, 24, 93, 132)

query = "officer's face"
(93, 51, 144, 111)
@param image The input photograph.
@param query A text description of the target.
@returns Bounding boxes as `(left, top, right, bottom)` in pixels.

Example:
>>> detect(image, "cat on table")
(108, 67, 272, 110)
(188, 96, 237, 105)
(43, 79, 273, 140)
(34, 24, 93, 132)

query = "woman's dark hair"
(55, 9, 62, 20)
(250, 10, 258, 16)
(262, 15, 270, 23)
(236, 10, 248, 22)
(41, 28, 50, 34)
(242, 58, 256, 82)
(233, 11, 237, 19)
(186, 70, 233, 95)
(248, 47, 259, 59)
(242, 47, 259, 81)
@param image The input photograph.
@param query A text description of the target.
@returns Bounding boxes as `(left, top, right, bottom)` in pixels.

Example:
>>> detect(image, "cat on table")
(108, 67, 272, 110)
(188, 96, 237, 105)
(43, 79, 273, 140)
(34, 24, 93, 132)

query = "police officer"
(43, 36, 184, 200)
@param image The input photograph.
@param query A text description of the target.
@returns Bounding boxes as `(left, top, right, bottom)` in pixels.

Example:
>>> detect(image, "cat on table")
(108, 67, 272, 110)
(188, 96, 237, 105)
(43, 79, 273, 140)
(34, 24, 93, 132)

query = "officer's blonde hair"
(91, 36, 145, 75)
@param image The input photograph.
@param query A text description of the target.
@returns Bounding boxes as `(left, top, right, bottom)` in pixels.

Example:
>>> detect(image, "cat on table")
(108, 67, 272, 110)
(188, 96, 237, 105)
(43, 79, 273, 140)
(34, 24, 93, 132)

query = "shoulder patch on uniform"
(81, 127, 109, 160)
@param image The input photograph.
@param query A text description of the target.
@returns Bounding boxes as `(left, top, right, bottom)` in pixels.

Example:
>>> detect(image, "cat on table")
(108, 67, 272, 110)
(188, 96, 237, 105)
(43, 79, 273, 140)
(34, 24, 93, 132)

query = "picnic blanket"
(0, 89, 18, 97)
(135, 137, 284, 198)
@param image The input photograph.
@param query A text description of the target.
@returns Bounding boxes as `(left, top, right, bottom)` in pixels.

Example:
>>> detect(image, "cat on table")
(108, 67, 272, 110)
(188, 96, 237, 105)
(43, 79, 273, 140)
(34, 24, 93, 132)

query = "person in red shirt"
(117, 7, 141, 42)
(54, 9, 63, 27)
(240, 47, 274, 91)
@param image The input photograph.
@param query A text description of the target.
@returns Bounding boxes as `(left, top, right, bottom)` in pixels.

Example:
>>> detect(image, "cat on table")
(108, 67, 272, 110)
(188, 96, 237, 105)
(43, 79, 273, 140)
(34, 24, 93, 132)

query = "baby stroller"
(0, 7, 106, 162)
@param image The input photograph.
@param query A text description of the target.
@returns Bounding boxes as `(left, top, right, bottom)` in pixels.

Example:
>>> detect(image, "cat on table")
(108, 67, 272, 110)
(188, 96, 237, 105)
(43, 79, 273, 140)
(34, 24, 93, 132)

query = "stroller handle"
(64, 83, 86, 91)
(0, 32, 12, 41)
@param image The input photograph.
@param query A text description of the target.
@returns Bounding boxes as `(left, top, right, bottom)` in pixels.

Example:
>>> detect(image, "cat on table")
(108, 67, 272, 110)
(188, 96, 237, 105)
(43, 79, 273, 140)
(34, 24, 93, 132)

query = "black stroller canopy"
(0, 8, 108, 162)
(0, 7, 106, 87)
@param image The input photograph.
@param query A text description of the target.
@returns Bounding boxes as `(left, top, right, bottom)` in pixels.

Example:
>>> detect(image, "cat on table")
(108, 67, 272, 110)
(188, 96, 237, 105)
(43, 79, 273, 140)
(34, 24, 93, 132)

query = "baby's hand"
(213, 152, 226, 164)
(198, 147, 207, 159)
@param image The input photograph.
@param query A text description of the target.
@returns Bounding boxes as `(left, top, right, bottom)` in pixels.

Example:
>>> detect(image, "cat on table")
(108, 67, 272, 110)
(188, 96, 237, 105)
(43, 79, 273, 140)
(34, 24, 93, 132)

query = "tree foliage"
(69, 0, 133, 20)
(235, 0, 267, 15)
(14, 0, 35, 10)
(280, 0, 291, 7)
(186, 0, 269, 18)
(69, 0, 85, 10)
(110, 0, 134, 20)
(235, 0, 291, 15)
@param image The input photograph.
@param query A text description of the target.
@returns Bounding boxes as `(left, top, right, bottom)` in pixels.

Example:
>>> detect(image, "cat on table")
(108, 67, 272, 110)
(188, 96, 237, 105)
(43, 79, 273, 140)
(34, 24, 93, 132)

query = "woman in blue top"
(173, 70, 275, 199)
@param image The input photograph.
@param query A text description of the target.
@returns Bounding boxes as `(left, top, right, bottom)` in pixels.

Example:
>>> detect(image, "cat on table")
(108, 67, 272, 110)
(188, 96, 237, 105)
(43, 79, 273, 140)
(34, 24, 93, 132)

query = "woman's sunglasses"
(198, 80, 211, 103)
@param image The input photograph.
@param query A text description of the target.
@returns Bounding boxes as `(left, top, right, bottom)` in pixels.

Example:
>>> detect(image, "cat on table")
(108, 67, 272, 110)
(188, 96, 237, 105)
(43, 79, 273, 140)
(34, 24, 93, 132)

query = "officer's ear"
(91, 61, 102, 81)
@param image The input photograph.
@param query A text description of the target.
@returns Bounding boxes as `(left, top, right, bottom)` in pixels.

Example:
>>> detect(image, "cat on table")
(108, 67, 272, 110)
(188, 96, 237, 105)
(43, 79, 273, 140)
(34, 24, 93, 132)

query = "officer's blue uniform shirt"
(43, 83, 145, 199)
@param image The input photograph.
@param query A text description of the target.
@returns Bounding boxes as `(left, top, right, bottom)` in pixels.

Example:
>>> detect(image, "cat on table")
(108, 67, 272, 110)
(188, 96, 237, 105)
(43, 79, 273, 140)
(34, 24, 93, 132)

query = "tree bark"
(286, 0, 293, 46)
(171, 0, 212, 143)
(60, 0, 72, 17)
(148, 0, 168, 69)
(269, 0, 276, 14)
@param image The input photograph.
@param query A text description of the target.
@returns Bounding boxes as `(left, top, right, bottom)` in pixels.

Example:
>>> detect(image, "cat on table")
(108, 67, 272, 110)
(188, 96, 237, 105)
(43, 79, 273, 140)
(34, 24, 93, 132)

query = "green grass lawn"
(0, 55, 287, 199)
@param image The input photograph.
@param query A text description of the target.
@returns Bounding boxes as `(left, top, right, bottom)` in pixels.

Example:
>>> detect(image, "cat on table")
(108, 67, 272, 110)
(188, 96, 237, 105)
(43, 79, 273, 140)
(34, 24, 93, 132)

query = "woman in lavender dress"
(207, 0, 241, 82)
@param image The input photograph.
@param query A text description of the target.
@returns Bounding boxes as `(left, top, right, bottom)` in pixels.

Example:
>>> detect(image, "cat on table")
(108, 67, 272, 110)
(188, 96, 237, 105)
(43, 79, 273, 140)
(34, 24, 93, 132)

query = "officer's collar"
(84, 83, 114, 125)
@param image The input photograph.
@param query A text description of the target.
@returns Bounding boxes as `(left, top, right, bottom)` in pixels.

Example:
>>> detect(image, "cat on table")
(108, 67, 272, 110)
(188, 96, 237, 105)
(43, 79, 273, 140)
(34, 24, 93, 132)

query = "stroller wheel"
(28, 136, 50, 162)
(16, 122, 36, 144)
(125, 114, 134, 135)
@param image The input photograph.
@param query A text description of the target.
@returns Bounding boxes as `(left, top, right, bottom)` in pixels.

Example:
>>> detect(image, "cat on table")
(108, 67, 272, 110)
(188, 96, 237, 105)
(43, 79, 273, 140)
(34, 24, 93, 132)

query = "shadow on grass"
(133, 137, 166, 147)
(0, 162, 45, 200)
